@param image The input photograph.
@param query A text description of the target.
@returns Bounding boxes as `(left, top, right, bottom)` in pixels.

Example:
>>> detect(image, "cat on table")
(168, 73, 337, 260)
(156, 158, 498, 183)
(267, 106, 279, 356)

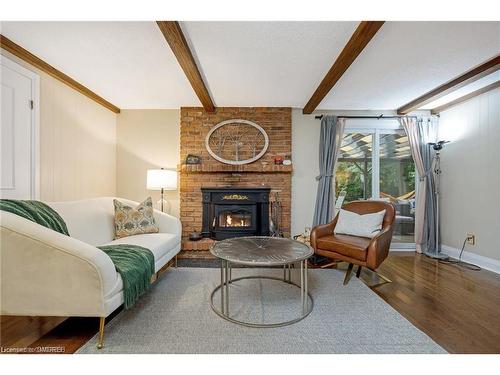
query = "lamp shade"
(147, 169, 177, 190)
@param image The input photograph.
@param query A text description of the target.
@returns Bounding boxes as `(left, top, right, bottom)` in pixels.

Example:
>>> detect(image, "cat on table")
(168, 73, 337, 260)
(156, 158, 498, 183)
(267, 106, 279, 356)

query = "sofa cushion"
(102, 233, 179, 264)
(316, 234, 371, 261)
(99, 233, 179, 299)
(113, 197, 159, 239)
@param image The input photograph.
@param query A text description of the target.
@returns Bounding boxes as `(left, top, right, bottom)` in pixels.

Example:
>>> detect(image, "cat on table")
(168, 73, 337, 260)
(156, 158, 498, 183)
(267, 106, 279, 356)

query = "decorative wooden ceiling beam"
(157, 21, 215, 112)
(398, 55, 500, 115)
(430, 80, 499, 115)
(302, 21, 385, 115)
(0, 34, 120, 114)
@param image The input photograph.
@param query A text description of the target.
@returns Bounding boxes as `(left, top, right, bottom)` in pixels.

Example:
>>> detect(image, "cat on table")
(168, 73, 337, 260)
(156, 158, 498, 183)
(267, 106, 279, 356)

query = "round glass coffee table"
(209, 236, 314, 328)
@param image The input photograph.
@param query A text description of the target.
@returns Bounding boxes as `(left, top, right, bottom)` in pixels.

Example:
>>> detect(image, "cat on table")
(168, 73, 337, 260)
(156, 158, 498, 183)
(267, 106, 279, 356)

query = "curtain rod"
(314, 114, 418, 120)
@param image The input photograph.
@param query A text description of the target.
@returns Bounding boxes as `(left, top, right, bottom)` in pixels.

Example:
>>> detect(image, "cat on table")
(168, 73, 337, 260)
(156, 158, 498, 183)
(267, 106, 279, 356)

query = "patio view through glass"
(335, 129, 415, 244)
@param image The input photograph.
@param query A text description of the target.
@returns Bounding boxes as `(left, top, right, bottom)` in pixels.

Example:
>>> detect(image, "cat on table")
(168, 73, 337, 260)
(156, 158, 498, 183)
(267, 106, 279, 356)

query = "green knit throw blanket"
(0, 199, 69, 235)
(97, 244, 155, 309)
(0, 199, 155, 309)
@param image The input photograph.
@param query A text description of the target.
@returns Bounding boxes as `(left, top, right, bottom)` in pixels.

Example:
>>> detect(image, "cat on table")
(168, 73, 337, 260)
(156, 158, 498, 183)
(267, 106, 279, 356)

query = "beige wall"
(291, 109, 321, 235)
(116, 109, 180, 217)
(439, 89, 500, 261)
(1, 52, 117, 202)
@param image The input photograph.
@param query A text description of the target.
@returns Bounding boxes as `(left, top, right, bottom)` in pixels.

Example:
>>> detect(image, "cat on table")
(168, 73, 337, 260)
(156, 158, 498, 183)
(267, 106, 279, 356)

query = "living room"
(1, 0, 499, 370)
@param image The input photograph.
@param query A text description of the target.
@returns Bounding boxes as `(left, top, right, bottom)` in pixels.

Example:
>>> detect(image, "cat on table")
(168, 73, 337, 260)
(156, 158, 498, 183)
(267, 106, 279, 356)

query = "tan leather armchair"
(310, 201, 396, 285)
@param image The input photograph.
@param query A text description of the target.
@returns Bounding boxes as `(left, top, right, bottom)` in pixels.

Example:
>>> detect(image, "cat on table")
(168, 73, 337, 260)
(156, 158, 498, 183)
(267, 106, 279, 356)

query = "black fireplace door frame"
(213, 203, 257, 233)
(201, 187, 271, 240)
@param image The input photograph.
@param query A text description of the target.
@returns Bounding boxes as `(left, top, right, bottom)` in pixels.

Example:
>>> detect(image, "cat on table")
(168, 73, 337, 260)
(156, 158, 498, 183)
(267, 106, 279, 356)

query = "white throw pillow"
(334, 209, 386, 238)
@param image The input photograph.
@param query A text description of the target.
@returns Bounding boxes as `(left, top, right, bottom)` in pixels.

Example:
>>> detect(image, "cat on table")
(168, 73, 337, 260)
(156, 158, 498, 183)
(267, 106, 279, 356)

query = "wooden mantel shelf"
(178, 164, 293, 174)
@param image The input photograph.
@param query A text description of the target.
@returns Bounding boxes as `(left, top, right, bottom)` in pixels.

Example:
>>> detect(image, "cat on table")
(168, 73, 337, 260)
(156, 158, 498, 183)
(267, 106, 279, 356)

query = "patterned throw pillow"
(113, 197, 159, 239)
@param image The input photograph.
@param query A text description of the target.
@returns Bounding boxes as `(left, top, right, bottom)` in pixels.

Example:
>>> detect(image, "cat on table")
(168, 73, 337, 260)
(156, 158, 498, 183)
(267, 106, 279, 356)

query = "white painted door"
(1, 58, 38, 199)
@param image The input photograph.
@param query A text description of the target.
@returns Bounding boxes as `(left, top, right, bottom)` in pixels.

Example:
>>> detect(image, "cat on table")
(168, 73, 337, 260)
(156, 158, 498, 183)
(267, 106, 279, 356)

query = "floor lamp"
(424, 140, 449, 259)
(147, 168, 177, 213)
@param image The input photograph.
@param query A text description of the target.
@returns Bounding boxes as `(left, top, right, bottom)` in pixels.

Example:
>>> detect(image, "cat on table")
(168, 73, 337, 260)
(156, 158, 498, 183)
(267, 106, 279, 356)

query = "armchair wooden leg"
(343, 263, 354, 285)
(97, 317, 105, 349)
(375, 271, 392, 284)
(320, 261, 339, 269)
(356, 265, 362, 278)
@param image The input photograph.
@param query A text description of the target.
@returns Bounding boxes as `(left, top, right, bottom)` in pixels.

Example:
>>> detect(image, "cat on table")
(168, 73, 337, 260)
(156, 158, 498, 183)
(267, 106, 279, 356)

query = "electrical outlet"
(466, 234, 476, 246)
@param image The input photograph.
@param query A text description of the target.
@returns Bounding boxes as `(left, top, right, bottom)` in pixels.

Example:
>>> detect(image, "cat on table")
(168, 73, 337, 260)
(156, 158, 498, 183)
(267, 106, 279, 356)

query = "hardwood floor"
(371, 252, 500, 354)
(1, 252, 499, 354)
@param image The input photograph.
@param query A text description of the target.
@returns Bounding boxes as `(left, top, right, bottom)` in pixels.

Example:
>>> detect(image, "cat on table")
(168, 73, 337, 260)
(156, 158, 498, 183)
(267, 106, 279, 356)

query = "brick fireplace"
(179, 107, 292, 254)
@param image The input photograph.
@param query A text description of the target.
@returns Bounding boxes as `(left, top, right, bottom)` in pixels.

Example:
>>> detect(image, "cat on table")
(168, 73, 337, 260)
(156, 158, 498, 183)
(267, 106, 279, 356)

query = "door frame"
(1, 55, 40, 199)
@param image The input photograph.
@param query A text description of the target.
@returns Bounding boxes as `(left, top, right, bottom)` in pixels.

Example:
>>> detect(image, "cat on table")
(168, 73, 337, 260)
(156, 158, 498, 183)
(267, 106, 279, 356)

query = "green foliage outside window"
(380, 160, 415, 197)
(335, 159, 415, 202)
(335, 161, 372, 202)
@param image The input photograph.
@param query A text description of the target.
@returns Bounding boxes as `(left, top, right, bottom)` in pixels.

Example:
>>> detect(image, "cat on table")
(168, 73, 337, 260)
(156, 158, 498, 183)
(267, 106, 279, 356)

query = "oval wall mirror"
(205, 119, 269, 165)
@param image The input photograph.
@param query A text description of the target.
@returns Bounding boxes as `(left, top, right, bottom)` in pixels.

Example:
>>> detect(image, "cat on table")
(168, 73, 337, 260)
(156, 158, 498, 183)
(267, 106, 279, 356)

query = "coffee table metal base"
(210, 260, 314, 328)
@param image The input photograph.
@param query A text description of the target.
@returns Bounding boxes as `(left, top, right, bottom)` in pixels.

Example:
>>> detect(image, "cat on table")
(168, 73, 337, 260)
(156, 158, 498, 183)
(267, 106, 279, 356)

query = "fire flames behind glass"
(219, 211, 251, 227)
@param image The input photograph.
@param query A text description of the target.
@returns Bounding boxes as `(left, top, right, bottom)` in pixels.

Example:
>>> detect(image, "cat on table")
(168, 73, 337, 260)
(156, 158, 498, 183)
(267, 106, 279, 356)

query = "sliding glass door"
(335, 123, 416, 246)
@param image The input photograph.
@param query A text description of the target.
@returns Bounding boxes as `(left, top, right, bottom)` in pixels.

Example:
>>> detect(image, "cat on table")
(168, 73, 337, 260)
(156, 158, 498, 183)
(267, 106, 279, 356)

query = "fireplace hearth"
(201, 187, 270, 240)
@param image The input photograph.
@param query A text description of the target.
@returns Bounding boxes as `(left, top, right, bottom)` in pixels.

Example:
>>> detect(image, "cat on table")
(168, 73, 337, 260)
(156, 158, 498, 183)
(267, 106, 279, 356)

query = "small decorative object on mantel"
(283, 154, 292, 166)
(205, 119, 269, 165)
(185, 154, 202, 165)
(274, 155, 284, 165)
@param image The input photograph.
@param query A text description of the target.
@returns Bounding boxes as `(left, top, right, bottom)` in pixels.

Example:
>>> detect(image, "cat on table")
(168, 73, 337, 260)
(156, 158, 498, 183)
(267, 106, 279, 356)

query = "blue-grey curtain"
(420, 118, 438, 254)
(399, 117, 438, 254)
(312, 116, 346, 226)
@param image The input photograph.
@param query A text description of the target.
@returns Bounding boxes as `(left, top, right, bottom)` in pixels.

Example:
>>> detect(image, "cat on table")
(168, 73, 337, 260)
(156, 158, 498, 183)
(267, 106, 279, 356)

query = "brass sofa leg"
(97, 317, 105, 349)
(343, 263, 354, 285)
(356, 265, 362, 278)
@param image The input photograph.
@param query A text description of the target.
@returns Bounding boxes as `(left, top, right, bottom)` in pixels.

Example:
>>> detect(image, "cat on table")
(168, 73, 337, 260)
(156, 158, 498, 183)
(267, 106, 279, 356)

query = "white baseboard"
(441, 245, 500, 274)
(390, 247, 415, 252)
(389, 244, 500, 274)
(390, 242, 416, 251)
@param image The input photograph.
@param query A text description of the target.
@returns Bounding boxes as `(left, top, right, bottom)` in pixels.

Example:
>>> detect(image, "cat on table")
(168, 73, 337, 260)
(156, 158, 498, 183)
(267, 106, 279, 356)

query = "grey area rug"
(77, 268, 445, 354)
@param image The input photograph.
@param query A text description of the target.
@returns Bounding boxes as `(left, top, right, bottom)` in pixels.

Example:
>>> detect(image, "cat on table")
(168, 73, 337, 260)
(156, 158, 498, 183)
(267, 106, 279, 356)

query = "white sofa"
(0, 197, 181, 322)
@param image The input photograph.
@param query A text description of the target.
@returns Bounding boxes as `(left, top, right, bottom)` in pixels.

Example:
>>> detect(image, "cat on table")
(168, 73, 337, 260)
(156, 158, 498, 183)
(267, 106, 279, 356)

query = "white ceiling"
(319, 21, 500, 110)
(0, 22, 199, 108)
(1, 21, 499, 110)
(181, 21, 359, 107)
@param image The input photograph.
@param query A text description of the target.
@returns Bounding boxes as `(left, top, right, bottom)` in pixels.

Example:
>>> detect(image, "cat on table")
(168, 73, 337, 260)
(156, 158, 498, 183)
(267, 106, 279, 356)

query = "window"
(335, 124, 416, 245)
(336, 133, 373, 202)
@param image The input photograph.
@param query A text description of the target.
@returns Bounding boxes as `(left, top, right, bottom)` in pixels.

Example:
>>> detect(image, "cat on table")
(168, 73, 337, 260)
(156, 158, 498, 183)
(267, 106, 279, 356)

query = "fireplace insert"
(201, 187, 270, 240)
